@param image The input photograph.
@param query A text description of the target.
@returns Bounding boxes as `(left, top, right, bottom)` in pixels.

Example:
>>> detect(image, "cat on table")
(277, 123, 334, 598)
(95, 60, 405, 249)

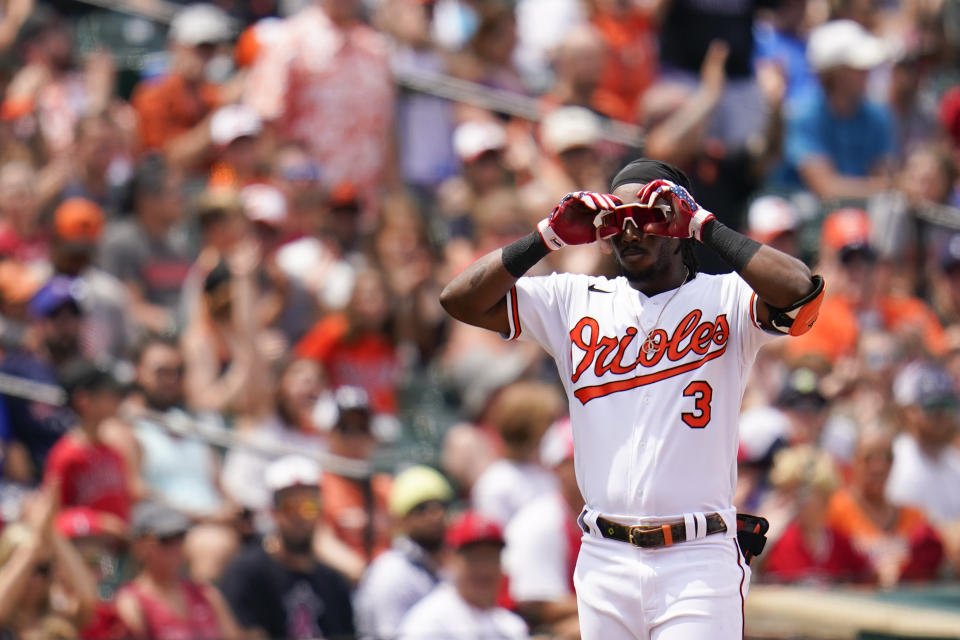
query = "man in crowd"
(354, 465, 453, 638)
(98, 155, 193, 336)
(398, 510, 529, 639)
(219, 455, 355, 640)
(0, 276, 85, 479)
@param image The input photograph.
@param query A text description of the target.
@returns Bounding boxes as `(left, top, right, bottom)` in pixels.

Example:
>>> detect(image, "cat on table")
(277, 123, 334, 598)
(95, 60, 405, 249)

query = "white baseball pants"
(573, 532, 750, 640)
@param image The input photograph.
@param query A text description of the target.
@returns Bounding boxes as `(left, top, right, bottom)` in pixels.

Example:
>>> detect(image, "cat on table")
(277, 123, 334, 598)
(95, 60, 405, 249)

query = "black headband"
(610, 158, 692, 192)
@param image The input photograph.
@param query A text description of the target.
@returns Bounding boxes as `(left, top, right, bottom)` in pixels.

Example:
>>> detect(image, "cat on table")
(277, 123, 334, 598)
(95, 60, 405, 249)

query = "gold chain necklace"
(636, 268, 691, 356)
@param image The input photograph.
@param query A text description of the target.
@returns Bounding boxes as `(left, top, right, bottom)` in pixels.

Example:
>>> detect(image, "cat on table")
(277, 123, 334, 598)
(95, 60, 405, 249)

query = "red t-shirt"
(763, 519, 872, 584)
(120, 581, 223, 640)
(44, 432, 131, 522)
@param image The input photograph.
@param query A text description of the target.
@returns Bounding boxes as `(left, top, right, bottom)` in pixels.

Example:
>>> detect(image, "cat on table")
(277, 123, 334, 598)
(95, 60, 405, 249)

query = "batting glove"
(635, 180, 715, 241)
(538, 191, 623, 250)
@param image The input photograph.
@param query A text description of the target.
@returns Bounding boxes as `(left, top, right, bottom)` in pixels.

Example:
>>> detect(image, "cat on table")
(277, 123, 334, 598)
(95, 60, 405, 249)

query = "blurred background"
(0, 0, 958, 638)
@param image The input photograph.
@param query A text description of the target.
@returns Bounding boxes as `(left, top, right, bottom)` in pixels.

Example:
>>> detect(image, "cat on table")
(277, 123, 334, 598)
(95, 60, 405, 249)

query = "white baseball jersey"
(504, 271, 779, 520)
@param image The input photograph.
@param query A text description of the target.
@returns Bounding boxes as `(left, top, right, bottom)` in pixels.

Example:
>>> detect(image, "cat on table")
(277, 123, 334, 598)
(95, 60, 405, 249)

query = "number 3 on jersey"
(682, 381, 713, 428)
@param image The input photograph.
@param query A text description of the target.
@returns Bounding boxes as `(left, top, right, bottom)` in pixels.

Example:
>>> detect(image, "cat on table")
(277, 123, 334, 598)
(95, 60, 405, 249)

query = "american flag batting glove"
(636, 180, 715, 241)
(538, 191, 622, 250)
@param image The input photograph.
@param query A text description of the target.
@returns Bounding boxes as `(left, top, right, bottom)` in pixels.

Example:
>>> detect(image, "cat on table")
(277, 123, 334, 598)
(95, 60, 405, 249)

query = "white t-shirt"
(503, 492, 573, 603)
(886, 433, 960, 523)
(504, 271, 779, 520)
(397, 583, 529, 640)
(471, 459, 558, 527)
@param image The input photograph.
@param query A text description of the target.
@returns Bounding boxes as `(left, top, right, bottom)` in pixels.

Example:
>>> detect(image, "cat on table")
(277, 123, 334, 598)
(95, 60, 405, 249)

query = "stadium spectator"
(471, 381, 563, 527)
(131, 3, 233, 169)
(98, 154, 192, 336)
(43, 360, 131, 524)
(49, 197, 133, 364)
(0, 485, 98, 640)
(398, 510, 529, 639)
(503, 418, 582, 638)
(221, 358, 328, 517)
(762, 445, 873, 584)
(219, 455, 355, 640)
(115, 500, 240, 640)
(244, 0, 397, 210)
(0, 276, 85, 478)
(776, 20, 895, 200)
(355, 465, 454, 638)
(828, 424, 944, 586)
(319, 386, 393, 564)
(886, 362, 960, 524)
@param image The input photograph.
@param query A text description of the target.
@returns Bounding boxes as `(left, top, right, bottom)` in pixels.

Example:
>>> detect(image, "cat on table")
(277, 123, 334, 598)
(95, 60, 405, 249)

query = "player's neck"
(627, 262, 690, 297)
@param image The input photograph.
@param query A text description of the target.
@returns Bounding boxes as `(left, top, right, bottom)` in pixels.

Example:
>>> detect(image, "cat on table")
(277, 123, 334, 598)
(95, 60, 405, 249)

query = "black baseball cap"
(59, 360, 121, 402)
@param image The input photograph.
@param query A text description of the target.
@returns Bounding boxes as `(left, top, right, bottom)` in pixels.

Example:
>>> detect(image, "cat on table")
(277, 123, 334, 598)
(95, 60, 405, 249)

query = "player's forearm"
(701, 219, 814, 308)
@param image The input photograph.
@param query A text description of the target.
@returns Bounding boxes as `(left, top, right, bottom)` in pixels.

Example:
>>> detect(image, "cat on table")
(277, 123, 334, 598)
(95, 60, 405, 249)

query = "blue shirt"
(774, 88, 895, 191)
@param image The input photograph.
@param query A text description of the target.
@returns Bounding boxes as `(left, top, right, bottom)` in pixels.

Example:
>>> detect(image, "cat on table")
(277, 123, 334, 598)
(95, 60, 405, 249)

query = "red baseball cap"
(821, 207, 871, 252)
(54, 197, 105, 244)
(55, 507, 124, 539)
(445, 511, 504, 550)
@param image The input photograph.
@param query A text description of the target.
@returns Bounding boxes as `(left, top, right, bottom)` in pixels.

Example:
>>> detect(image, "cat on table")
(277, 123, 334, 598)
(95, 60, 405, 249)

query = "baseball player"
(440, 158, 823, 639)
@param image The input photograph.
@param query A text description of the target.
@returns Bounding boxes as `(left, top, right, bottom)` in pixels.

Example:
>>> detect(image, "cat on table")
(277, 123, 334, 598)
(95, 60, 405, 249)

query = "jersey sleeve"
(723, 273, 782, 366)
(503, 273, 576, 359)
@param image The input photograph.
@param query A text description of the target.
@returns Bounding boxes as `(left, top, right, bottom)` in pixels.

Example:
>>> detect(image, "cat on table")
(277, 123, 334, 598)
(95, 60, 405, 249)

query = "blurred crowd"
(0, 0, 959, 638)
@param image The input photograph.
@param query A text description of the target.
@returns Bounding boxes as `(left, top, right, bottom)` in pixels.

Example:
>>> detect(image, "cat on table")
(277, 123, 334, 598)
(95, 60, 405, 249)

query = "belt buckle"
(628, 524, 674, 548)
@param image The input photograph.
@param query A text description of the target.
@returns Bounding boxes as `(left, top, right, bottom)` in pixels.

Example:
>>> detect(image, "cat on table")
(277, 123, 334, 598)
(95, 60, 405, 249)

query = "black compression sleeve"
(700, 219, 762, 272)
(501, 231, 550, 278)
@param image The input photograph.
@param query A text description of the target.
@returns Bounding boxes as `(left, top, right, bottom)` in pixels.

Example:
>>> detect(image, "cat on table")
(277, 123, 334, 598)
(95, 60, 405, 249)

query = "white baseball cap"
(747, 195, 798, 243)
(265, 455, 322, 495)
(169, 4, 233, 46)
(807, 20, 888, 72)
(210, 104, 263, 146)
(241, 184, 287, 226)
(454, 120, 507, 162)
(541, 106, 602, 155)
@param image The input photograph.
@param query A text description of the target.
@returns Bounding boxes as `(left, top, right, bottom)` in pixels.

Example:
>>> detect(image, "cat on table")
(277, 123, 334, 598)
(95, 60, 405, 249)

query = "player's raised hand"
(538, 191, 622, 250)
(635, 179, 715, 241)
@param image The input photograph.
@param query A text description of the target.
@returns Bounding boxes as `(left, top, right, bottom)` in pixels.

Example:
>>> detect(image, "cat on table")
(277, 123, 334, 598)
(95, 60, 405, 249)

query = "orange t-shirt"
(591, 9, 657, 123)
(132, 74, 220, 151)
(322, 472, 392, 562)
(827, 489, 943, 581)
(295, 314, 398, 414)
(786, 294, 945, 363)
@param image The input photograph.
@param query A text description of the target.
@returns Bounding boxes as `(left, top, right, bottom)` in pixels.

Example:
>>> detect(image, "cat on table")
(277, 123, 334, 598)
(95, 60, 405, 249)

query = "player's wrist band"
(700, 219, 761, 272)
(501, 230, 550, 278)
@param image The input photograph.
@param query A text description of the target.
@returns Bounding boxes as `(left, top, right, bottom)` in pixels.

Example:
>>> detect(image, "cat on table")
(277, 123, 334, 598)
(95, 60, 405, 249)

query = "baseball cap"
(388, 466, 454, 519)
(54, 198, 105, 244)
(821, 207, 874, 258)
(29, 276, 81, 318)
(169, 4, 233, 46)
(776, 367, 827, 412)
(807, 20, 888, 72)
(241, 184, 287, 227)
(130, 501, 192, 539)
(747, 196, 798, 244)
(328, 181, 360, 210)
(453, 120, 507, 163)
(265, 455, 322, 496)
(0, 261, 40, 305)
(540, 417, 574, 468)
(737, 407, 789, 464)
(445, 511, 505, 550)
(893, 362, 959, 409)
(210, 104, 262, 147)
(541, 106, 602, 155)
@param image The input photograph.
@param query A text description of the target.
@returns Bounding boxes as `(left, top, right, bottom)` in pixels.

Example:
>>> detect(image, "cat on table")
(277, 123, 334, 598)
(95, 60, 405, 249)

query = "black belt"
(594, 513, 727, 548)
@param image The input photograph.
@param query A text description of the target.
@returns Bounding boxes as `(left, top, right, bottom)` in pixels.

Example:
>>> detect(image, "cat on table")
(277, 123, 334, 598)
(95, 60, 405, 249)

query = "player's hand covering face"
(538, 191, 622, 250)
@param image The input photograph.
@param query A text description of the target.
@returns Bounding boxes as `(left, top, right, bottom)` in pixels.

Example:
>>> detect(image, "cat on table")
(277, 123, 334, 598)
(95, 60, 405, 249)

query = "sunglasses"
(408, 499, 447, 516)
(279, 497, 321, 521)
(33, 561, 53, 577)
(157, 532, 187, 546)
(594, 203, 668, 239)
